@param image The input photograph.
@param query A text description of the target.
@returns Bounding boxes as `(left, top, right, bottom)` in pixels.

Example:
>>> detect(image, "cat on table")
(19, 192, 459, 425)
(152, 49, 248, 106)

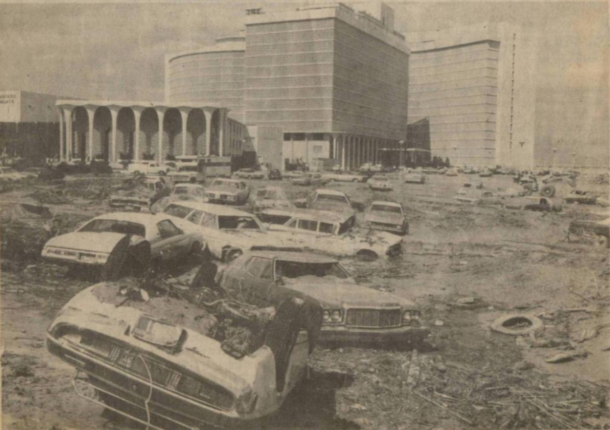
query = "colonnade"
(57, 103, 228, 163)
(331, 134, 405, 170)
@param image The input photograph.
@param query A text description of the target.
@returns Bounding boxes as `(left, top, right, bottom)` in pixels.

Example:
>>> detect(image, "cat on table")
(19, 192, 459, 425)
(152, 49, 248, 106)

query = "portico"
(56, 101, 230, 163)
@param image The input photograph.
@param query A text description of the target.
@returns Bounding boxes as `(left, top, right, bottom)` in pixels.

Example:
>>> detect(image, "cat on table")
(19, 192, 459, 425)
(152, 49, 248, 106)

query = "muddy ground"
(1, 172, 609, 430)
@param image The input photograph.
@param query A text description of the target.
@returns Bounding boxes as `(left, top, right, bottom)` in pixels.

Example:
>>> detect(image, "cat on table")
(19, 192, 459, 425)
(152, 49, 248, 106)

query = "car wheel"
(595, 235, 609, 248)
(490, 314, 544, 336)
(540, 184, 555, 198)
(224, 248, 243, 262)
(356, 249, 378, 261)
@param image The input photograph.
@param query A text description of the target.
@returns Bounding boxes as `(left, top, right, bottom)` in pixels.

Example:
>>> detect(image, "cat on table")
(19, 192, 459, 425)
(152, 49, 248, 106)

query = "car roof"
(174, 183, 204, 188)
(371, 201, 401, 207)
(168, 201, 253, 217)
(247, 250, 338, 264)
(211, 178, 241, 183)
(273, 208, 350, 223)
(315, 188, 348, 196)
(92, 212, 168, 226)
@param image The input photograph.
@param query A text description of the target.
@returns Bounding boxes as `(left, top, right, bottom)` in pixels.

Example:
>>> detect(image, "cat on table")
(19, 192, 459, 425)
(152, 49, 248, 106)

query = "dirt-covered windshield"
(371, 204, 402, 214)
(211, 179, 239, 189)
(256, 188, 287, 200)
(317, 194, 349, 204)
(218, 216, 260, 230)
(163, 204, 192, 219)
(275, 260, 348, 279)
(79, 219, 146, 237)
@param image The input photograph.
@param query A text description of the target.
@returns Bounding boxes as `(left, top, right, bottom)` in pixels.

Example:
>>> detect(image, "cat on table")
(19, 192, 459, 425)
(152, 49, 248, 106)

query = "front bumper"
(42, 252, 108, 267)
(319, 325, 429, 346)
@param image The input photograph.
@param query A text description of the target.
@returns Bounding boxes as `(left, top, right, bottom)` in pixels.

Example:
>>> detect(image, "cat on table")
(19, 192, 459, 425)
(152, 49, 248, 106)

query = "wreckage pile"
(312, 347, 608, 430)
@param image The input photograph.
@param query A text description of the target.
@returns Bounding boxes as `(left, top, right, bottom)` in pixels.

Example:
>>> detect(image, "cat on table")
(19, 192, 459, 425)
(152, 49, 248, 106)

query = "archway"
(140, 108, 158, 160)
(94, 107, 112, 161)
(117, 108, 135, 161)
(187, 109, 205, 156)
(163, 108, 181, 159)
(73, 107, 88, 162)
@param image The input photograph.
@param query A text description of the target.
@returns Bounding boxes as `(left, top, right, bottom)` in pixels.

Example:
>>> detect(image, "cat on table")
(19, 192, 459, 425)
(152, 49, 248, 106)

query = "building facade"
(407, 23, 537, 169)
(0, 90, 61, 160)
(244, 3, 410, 169)
(55, 101, 247, 163)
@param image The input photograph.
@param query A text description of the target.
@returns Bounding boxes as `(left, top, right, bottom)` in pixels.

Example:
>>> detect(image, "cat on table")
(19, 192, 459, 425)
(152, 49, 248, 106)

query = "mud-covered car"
(248, 186, 293, 215)
(46, 274, 322, 429)
(0, 166, 31, 181)
(109, 176, 172, 212)
(219, 251, 428, 345)
(368, 174, 394, 191)
(403, 172, 426, 184)
(479, 168, 493, 177)
(364, 201, 409, 235)
(233, 168, 266, 180)
(167, 164, 199, 184)
(292, 172, 327, 187)
(265, 209, 403, 260)
(445, 167, 459, 177)
(127, 161, 174, 176)
(294, 188, 355, 216)
(163, 201, 294, 262)
(564, 190, 598, 205)
(569, 217, 610, 247)
(41, 212, 203, 276)
(170, 183, 207, 202)
(321, 171, 367, 183)
(205, 178, 250, 205)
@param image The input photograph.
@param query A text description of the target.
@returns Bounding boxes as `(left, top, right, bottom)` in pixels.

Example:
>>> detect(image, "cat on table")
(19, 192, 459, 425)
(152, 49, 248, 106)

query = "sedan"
(41, 212, 203, 277)
(364, 201, 409, 235)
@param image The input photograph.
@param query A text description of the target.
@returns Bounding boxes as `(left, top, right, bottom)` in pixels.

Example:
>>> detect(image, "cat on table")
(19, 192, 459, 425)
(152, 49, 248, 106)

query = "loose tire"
(356, 249, 378, 262)
(490, 314, 544, 336)
(540, 184, 556, 198)
(224, 248, 243, 262)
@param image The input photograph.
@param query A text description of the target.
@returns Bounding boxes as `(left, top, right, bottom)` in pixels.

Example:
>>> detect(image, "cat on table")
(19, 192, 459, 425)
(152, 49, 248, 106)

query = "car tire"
(356, 249, 378, 261)
(595, 235, 609, 248)
(224, 248, 243, 262)
(490, 314, 544, 336)
(540, 185, 556, 198)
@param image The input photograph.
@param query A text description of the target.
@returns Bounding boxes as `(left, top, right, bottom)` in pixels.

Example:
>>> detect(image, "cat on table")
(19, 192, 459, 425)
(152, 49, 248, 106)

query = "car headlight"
(235, 389, 258, 415)
(323, 309, 343, 323)
(403, 310, 421, 324)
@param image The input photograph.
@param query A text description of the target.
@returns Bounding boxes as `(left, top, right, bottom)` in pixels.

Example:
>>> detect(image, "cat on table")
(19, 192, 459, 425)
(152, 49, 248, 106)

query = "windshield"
(218, 215, 260, 230)
(178, 166, 198, 172)
(174, 186, 204, 196)
(373, 176, 388, 181)
(371, 204, 402, 214)
(163, 204, 193, 219)
(317, 194, 349, 204)
(79, 219, 146, 237)
(275, 260, 348, 279)
(212, 179, 239, 189)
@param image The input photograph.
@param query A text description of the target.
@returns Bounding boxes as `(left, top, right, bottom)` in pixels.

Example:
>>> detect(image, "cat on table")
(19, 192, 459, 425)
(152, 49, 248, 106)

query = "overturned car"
(47, 276, 323, 429)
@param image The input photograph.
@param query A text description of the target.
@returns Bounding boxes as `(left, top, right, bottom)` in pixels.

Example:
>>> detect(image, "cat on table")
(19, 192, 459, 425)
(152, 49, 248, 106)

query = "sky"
(0, 0, 607, 164)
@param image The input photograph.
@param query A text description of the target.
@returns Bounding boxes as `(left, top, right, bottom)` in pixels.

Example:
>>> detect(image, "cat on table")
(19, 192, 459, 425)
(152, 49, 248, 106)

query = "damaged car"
(41, 212, 203, 277)
(569, 216, 610, 248)
(46, 274, 322, 429)
(293, 188, 356, 216)
(162, 201, 294, 262)
(205, 178, 250, 205)
(367, 174, 394, 191)
(219, 251, 428, 346)
(364, 201, 409, 235)
(265, 209, 403, 260)
(109, 176, 172, 212)
(248, 186, 294, 216)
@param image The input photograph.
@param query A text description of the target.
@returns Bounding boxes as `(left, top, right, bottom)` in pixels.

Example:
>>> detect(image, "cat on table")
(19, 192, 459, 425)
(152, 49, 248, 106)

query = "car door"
(153, 219, 190, 260)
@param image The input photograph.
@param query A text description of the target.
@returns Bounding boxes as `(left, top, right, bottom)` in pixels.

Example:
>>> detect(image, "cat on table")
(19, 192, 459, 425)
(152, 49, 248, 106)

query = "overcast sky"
(0, 0, 607, 159)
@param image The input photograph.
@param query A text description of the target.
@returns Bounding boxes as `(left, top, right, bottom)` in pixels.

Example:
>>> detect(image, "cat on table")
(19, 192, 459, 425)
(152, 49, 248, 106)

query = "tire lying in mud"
(356, 249, 379, 262)
(540, 184, 556, 197)
(490, 314, 544, 336)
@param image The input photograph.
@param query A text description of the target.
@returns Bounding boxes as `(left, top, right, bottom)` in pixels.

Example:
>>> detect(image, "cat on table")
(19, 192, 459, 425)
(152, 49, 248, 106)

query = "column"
(58, 110, 64, 161)
(179, 108, 190, 156)
(155, 108, 167, 163)
(85, 106, 97, 162)
(203, 108, 215, 156)
(219, 109, 227, 157)
(132, 107, 144, 162)
(109, 107, 119, 163)
(63, 107, 74, 162)
(305, 134, 310, 166)
(341, 136, 346, 170)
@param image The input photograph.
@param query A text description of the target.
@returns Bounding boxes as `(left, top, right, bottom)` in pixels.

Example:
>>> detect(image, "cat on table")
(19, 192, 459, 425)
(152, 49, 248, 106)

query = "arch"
(163, 108, 181, 158)
(117, 108, 135, 161)
(140, 108, 159, 160)
(187, 109, 205, 156)
(93, 107, 112, 161)
(72, 106, 89, 162)
(210, 109, 221, 156)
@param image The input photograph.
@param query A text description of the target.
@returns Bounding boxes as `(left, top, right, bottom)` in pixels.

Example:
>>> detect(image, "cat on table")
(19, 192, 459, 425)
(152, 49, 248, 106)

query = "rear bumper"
(319, 325, 429, 346)
(42, 255, 105, 267)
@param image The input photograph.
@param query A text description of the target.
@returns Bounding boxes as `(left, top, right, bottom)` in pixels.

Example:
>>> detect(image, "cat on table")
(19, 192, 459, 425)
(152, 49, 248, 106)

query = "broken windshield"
(275, 260, 348, 279)
(218, 216, 260, 230)
(79, 219, 146, 237)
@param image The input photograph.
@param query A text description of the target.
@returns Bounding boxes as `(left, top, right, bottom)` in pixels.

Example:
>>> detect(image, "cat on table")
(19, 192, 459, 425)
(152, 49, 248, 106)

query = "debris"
(545, 351, 589, 364)
(413, 390, 474, 426)
(490, 314, 544, 336)
(513, 360, 534, 371)
(434, 320, 445, 327)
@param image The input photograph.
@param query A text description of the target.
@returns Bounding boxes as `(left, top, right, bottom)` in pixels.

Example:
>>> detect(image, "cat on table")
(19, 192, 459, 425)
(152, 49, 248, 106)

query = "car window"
(297, 219, 318, 231)
(218, 216, 260, 230)
(173, 187, 188, 195)
(371, 204, 402, 214)
(163, 204, 192, 219)
(319, 222, 335, 234)
(245, 257, 273, 280)
(337, 220, 352, 235)
(285, 218, 297, 229)
(186, 210, 204, 225)
(157, 220, 182, 239)
(317, 194, 349, 204)
(239, 183, 246, 190)
(275, 260, 348, 279)
(79, 219, 146, 237)
(200, 212, 216, 228)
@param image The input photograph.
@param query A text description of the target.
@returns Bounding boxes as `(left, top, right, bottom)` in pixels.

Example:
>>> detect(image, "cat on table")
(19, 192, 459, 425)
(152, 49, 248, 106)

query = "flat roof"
(56, 100, 225, 110)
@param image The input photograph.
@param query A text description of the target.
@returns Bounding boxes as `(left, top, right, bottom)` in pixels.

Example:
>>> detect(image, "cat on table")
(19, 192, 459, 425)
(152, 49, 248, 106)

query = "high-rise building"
(407, 23, 537, 169)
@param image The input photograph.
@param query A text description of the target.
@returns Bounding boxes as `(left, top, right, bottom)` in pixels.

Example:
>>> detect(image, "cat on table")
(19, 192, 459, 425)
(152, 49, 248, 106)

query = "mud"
(1, 172, 609, 429)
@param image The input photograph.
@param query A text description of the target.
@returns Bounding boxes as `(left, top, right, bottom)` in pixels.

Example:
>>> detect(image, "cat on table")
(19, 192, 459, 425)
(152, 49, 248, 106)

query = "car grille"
(372, 222, 398, 228)
(345, 309, 402, 328)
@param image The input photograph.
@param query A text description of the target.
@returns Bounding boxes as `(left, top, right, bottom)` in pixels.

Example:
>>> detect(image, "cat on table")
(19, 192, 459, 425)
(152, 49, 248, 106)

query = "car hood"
(207, 186, 239, 195)
(48, 285, 257, 397)
(282, 277, 416, 309)
(44, 232, 130, 253)
(310, 201, 353, 213)
(254, 200, 293, 210)
(365, 212, 404, 224)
